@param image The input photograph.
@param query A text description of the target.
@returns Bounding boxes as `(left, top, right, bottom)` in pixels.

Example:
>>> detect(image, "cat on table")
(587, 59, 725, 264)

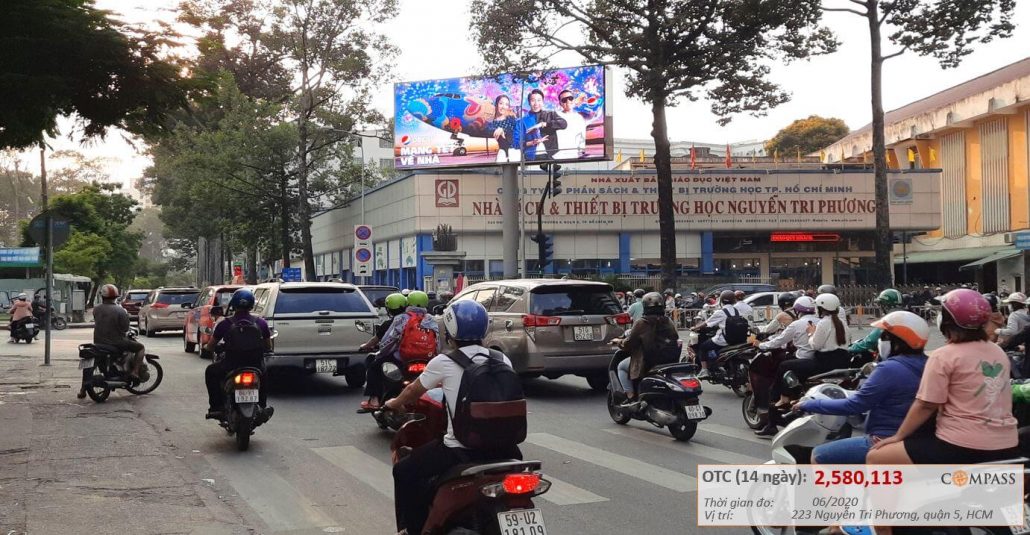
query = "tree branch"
(822, 6, 867, 16)
(883, 47, 908, 60)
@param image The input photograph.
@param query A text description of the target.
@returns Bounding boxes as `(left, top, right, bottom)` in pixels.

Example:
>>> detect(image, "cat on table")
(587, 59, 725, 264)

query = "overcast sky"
(24, 0, 1030, 188)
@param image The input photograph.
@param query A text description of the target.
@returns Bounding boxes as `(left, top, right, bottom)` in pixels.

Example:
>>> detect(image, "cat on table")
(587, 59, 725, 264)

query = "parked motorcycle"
(204, 318, 277, 451)
(9, 318, 39, 343)
(78, 329, 163, 402)
(606, 349, 712, 441)
(388, 390, 552, 534)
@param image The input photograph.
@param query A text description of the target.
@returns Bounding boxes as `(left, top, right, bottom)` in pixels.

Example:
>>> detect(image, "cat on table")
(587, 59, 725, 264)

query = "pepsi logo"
(400, 135, 411, 145)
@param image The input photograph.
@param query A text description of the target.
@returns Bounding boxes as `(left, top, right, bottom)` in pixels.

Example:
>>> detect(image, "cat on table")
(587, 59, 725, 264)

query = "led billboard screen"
(394, 65, 612, 170)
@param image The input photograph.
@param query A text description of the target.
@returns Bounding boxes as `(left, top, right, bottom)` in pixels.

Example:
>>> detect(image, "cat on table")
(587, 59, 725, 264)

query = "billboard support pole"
(502, 165, 519, 279)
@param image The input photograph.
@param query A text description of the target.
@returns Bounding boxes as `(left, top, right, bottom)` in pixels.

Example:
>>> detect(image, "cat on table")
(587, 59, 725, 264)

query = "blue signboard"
(282, 267, 302, 282)
(1016, 233, 1030, 251)
(0, 247, 41, 267)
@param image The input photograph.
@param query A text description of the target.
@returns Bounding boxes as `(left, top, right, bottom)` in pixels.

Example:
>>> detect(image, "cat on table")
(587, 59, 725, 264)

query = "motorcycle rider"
(807, 293, 851, 373)
(693, 290, 749, 379)
(996, 292, 1030, 342)
(627, 289, 646, 322)
(8, 293, 32, 342)
(610, 292, 679, 404)
(760, 293, 799, 335)
(817, 284, 848, 326)
(753, 296, 819, 436)
(983, 293, 1005, 342)
(733, 290, 754, 318)
(385, 300, 521, 535)
(849, 289, 902, 357)
(203, 289, 273, 421)
(359, 292, 409, 411)
(359, 290, 439, 411)
(795, 310, 929, 463)
(85, 285, 146, 399)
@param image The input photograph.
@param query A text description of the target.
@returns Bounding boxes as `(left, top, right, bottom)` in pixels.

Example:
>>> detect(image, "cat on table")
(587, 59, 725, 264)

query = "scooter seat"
(91, 343, 122, 354)
(718, 343, 751, 354)
(433, 460, 541, 487)
(650, 362, 698, 375)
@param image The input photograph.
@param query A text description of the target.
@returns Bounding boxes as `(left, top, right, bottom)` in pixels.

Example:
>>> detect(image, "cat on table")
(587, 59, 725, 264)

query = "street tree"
(0, 0, 189, 149)
(822, 0, 1015, 286)
(765, 116, 850, 158)
(471, 0, 836, 290)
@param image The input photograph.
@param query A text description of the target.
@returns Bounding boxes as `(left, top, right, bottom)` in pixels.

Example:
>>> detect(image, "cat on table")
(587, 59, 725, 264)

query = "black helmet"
(734, 290, 746, 300)
(719, 290, 736, 304)
(817, 284, 837, 295)
(641, 291, 664, 315)
(777, 292, 797, 311)
(633, 289, 645, 298)
(983, 293, 999, 312)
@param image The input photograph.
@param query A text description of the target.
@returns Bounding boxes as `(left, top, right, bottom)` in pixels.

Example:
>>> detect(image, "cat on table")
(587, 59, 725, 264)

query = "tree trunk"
(246, 244, 258, 284)
(297, 121, 316, 282)
(279, 177, 290, 269)
(868, 1, 893, 287)
(651, 97, 677, 291)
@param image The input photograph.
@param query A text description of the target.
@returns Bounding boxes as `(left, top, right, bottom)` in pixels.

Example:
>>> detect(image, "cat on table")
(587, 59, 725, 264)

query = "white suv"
(250, 282, 378, 387)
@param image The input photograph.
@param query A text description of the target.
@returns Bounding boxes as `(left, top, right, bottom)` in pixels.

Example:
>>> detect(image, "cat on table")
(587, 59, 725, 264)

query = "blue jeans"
(697, 339, 724, 364)
(811, 435, 876, 464)
(617, 357, 633, 395)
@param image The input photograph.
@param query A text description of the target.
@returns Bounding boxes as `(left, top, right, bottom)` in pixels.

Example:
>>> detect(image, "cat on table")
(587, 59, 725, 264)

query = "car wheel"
(184, 330, 196, 353)
(586, 373, 609, 392)
(140, 318, 151, 337)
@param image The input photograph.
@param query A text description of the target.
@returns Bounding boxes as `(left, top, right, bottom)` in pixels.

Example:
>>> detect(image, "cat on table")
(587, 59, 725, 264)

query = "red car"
(183, 285, 243, 357)
(119, 289, 152, 321)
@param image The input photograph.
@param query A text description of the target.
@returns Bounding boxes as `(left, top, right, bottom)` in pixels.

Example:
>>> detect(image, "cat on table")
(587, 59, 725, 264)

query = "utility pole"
(41, 146, 52, 366)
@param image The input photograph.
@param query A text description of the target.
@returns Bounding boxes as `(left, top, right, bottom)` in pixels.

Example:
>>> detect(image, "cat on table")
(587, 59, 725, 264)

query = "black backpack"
(445, 349, 527, 450)
(722, 306, 750, 345)
(223, 318, 265, 366)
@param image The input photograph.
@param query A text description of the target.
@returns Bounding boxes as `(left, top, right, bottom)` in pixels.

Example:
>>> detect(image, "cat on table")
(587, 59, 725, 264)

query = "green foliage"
(0, 0, 190, 149)
(53, 231, 112, 279)
(877, 0, 1015, 69)
(765, 116, 850, 157)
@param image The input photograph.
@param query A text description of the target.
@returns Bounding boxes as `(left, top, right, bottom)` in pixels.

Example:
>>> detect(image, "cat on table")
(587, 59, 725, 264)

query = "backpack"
(223, 318, 265, 366)
(722, 306, 750, 345)
(445, 349, 527, 450)
(398, 312, 438, 361)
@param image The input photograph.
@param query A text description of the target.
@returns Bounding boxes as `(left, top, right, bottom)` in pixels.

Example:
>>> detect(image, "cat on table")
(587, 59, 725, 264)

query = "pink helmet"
(939, 288, 991, 330)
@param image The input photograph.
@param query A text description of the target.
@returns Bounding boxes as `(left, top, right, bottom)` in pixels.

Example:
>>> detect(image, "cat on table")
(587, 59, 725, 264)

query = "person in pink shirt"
(869, 289, 1018, 465)
(8, 293, 33, 342)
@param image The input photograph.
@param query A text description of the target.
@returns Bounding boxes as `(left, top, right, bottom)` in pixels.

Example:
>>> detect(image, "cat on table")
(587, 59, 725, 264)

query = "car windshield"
(361, 288, 397, 308)
(274, 287, 372, 314)
(215, 291, 236, 307)
(157, 292, 199, 305)
(126, 292, 149, 302)
(530, 286, 621, 316)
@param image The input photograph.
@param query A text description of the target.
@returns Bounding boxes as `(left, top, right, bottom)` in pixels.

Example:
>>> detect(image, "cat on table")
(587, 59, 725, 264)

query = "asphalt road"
(9, 323, 939, 534)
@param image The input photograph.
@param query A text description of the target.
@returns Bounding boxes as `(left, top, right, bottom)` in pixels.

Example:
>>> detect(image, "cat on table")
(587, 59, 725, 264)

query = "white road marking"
(313, 445, 394, 499)
(538, 475, 608, 505)
(700, 422, 772, 446)
(603, 427, 764, 465)
(525, 433, 697, 492)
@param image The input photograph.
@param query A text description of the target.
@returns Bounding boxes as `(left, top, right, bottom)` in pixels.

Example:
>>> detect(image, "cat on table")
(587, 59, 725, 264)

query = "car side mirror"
(210, 306, 224, 317)
(355, 321, 368, 333)
(432, 305, 445, 315)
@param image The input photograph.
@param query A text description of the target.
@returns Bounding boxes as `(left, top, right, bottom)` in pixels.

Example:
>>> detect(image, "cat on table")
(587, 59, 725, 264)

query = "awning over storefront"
(893, 246, 1014, 265)
(959, 249, 1022, 271)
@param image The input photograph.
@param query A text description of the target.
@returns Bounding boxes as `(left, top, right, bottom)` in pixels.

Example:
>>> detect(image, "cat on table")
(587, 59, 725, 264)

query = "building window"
(379, 158, 394, 171)
(378, 135, 392, 148)
(940, 132, 967, 238)
(460, 260, 485, 277)
(980, 118, 1010, 233)
(714, 258, 761, 280)
(770, 257, 822, 290)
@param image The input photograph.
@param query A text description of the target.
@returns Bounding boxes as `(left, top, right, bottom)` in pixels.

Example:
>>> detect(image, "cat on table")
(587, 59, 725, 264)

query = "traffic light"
(540, 234, 554, 272)
(550, 164, 563, 196)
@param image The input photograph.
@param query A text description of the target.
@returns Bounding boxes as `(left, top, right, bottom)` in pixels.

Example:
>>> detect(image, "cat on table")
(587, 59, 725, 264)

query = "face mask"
(877, 340, 892, 359)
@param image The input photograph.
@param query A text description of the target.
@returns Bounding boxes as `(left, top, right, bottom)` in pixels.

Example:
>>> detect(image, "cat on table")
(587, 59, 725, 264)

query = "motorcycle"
(742, 345, 793, 430)
(353, 322, 433, 431)
(388, 391, 552, 534)
(78, 329, 163, 402)
(606, 349, 712, 442)
(9, 318, 39, 343)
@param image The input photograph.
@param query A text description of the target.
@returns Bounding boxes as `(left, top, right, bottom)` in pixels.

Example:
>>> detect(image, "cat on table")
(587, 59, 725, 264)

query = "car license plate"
(498, 508, 546, 535)
(234, 389, 259, 403)
(318, 325, 332, 336)
(78, 358, 94, 369)
(685, 404, 707, 421)
(315, 359, 337, 373)
(573, 326, 593, 341)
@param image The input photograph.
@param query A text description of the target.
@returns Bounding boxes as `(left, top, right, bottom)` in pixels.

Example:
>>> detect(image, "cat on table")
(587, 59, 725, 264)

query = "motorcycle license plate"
(78, 358, 94, 369)
(573, 326, 593, 341)
(315, 359, 337, 373)
(498, 508, 546, 535)
(24, 323, 34, 330)
(234, 389, 259, 403)
(684, 404, 707, 421)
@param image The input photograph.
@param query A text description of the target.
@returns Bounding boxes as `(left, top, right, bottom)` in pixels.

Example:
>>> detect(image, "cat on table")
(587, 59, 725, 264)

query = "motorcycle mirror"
(432, 305, 445, 315)
(203, 327, 214, 335)
(782, 370, 801, 389)
(860, 362, 877, 378)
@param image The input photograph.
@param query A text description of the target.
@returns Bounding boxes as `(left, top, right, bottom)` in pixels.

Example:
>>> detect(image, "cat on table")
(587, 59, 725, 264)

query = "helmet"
(939, 289, 992, 329)
(734, 290, 746, 300)
(407, 290, 429, 308)
(814, 293, 841, 313)
(99, 284, 120, 300)
(983, 293, 999, 311)
(777, 292, 797, 311)
(401, 289, 411, 296)
(633, 289, 645, 298)
(1004, 292, 1027, 305)
(674, 293, 682, 299)
(798, 384, 849, 432)
(663, 288, 674, 296)
(442, 300, 490, 341)
(228, 289, 255, 311)
(641, 292, 664, 314)
(719, 290, 736, 304)
(875, 289, 902, 307)
(15, 292, 27, 301)
(438, 290, 454, 301)
(871, 311, 930, 350)
(385, 293, 408, 313)
(793, 296, 816, 315)
(817, 284, 837, 295)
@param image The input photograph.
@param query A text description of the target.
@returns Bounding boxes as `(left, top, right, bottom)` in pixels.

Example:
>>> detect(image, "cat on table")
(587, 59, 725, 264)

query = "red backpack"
(398, 312, 438, 361)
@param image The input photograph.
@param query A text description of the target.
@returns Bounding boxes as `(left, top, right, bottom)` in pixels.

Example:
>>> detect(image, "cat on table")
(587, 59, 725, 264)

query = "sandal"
(359, 399, 381, 411)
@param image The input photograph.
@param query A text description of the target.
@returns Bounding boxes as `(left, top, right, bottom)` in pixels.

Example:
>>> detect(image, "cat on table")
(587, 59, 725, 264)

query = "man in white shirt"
(554, 89, 587, 160)
(385, 300, 522, 535)
(693, 290, 752, 378)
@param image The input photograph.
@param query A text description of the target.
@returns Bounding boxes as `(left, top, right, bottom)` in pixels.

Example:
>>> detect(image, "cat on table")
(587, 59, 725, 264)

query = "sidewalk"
(0, 355, 246, 534)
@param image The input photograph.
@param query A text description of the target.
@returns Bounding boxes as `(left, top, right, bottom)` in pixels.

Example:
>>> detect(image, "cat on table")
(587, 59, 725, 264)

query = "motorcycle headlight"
(383, 362, 402, 381)
(783, 371, 801, 389)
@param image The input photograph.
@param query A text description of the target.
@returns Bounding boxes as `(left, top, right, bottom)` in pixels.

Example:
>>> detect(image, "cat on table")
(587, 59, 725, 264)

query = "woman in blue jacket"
(795, 310, 929, 464)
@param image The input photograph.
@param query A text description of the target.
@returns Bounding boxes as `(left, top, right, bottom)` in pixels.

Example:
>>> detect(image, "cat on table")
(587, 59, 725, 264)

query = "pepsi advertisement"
(394, 65, 612, 170)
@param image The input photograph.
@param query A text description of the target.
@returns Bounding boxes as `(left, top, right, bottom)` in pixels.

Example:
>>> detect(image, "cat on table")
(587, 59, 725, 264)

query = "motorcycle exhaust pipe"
(645, 405, 681, 426)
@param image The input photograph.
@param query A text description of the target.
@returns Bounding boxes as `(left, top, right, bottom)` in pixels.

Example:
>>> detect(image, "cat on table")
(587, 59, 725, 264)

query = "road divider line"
(525, 432, 696, 492)
(538, 475, 608, 505)
(603, 427, 763, 465)
(206, 453, 336, 532)
(313, 445, 394, 499)
(699, 422, 770, 446)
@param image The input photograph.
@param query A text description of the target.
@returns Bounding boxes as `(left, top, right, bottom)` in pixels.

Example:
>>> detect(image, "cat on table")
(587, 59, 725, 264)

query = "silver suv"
(449, 279, 631, 391)
(250, 282, 378, 387)
(139, 287, 200, 336)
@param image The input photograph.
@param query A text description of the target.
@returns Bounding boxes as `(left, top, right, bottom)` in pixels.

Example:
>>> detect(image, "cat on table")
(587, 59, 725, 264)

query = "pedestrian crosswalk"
(206, 422, 769, 533)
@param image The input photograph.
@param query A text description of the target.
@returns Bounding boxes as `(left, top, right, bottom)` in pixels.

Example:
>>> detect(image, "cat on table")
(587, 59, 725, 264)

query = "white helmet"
(871, 310, 930, 350)
(1004, 292, 1027, 305)
(814, 293, 841, 312)
(16, 293, 27, 300)
(799, 383, 849, 432)
(792, 295, 816, 315)
(674, 293, 681, 298)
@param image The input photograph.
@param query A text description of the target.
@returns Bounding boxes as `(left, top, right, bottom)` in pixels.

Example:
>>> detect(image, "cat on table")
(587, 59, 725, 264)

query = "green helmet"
(385, 293, 408, 312)
(407, 290, 429, 308)
(876, 288, 902, 307)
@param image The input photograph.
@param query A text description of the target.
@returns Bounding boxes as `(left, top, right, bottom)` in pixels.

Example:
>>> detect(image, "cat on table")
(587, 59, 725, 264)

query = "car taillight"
(608, 313, 632, 326)
(522, 314, 561, 327)
(679, 378, 701, 389)
(407, 362, 426, 374)
(503, 473, 541, 494)
(151, 303, 168, 309)
(235, 372, 256, 386)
